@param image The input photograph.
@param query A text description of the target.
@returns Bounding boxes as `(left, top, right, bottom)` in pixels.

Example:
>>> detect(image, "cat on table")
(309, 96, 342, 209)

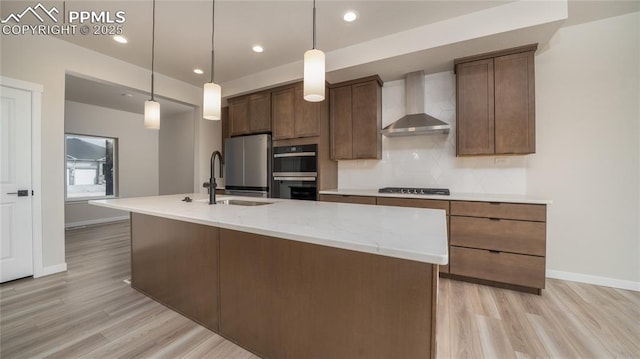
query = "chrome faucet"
(209, 150, 224, 204)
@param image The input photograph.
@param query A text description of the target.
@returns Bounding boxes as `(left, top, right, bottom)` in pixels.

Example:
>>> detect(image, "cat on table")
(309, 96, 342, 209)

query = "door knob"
(6, 190, 29, 197)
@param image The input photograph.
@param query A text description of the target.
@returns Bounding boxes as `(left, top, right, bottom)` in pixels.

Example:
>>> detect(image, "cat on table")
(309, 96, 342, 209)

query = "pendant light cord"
(210, 0, 215, 84)
(312, 0, 316, 49)
(150, 0, 156, 101)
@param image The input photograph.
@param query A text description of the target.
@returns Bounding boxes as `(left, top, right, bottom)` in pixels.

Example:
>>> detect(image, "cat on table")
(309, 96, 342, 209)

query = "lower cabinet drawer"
(450, 246, 545, 289)
(376, 197, 450, 214)
(450, 216, 546, 256)
(450, 201, 546, 222)
(319, 194, 377, 205)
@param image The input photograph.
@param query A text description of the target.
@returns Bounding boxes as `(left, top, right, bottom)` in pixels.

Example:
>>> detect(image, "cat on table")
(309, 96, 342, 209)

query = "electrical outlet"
(494, 157, 509, 165)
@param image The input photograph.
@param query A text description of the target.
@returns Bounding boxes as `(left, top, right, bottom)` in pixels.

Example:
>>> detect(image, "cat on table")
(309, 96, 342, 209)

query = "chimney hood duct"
(381, 71, 450, 137)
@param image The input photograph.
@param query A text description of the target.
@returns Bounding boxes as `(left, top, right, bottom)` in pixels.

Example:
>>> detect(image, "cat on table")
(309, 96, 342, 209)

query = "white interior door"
(1, 85, 33, 282)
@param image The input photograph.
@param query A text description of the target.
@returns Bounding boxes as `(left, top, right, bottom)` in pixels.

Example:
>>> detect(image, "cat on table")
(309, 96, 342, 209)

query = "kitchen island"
(91, 194, 448, 359)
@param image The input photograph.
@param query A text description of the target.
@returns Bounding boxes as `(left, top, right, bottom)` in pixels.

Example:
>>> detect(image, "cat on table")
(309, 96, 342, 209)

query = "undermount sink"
(218, 199, 273, 206)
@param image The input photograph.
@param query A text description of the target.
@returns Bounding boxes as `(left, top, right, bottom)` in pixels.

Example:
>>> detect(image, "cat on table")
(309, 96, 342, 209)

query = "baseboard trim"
(65, 216, 130, 229)
(546, 269, 640, 292)
(36, 263, 67, 278)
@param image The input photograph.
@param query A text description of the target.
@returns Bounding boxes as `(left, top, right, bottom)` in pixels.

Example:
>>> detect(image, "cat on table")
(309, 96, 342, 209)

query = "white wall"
(0, 34, 208, 271)
(64, 101, 159, 227)
(159, 110, 196, 195)
(338, 71, 527, 194)
(199, 118, 223, 192)
(529, 13, 639, 287)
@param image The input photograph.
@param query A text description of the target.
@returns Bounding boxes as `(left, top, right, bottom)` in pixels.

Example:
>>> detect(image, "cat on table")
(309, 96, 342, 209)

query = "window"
(65, 134, 117, 200)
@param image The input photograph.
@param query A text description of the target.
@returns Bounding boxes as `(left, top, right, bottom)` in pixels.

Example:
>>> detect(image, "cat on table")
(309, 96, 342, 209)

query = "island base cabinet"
(449, 246, 545, 293)
(130, 213, 219, 332)
(219, 229, 438, 359)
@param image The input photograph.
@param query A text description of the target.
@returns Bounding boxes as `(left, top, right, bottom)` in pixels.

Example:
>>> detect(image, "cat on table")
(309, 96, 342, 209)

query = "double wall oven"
(272, 144, 318, 200)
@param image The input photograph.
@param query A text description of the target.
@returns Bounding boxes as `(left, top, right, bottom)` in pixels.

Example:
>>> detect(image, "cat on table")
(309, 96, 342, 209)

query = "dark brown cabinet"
(228, 97, 249, 136)
(494, 52, 536, 154)
(329, 85, 352, 159)
(455, 44, 537, 156)
(228, 91, 271, 136)
(219, 228, 437, 359)
(455, 58, 495, 155)
(449, 200, 547, 294)
(271, 86, 294, 139)
(271, 83, 321, 140)
(294, 84, 322, 138)
(329, 76, 382, 160)
(131, 213, 438, 358)
(221, 106, 229, 157)
(318, 194, 377, 205)
(131, 213, 220, 331)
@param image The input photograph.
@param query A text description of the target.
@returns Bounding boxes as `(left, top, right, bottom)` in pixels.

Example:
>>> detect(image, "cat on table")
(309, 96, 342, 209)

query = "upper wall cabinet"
(228, 91, 271, 137)
(272, 82, 322, 140)
(455, 44, 537, 156)
(221, 106, 229, 156)
(329, 76, 383, 160)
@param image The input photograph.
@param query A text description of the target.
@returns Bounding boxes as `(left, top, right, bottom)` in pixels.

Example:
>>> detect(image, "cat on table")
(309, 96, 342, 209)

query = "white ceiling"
(53, 0, 513, 86)
(65, 74, 195, 117)
(3, 0, 638, 114)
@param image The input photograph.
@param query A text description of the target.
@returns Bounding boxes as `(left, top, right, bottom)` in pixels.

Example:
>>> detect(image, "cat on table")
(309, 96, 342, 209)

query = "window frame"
(64, 133, 119, 202)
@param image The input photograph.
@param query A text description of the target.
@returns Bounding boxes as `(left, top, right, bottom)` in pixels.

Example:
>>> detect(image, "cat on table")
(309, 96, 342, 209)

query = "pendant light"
(203, 0, 221, 120)
(303, 0, 325, 102)
(144, 0, 160, 129)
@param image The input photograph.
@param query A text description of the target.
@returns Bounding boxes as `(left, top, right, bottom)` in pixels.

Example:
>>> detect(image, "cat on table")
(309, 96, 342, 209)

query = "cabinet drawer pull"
(489, 202, 501, 205)
(489, 218, 501, 221)
(489, 250, 501, 254)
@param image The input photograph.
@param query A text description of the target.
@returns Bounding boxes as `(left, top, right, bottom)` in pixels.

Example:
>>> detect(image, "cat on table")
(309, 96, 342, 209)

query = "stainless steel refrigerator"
(224, 134, 271, 197)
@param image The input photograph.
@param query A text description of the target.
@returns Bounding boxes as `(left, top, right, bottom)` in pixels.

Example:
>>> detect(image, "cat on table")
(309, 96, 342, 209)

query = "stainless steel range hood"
(382, 71, 450, 137)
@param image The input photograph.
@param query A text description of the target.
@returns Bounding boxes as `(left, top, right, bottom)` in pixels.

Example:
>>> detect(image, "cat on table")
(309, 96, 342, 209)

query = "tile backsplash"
(337, 71, 527, 194)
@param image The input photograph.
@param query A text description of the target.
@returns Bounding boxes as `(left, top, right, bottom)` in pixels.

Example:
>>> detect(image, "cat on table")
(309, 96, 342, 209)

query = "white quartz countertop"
(320, 189, 552, 205)
(90, 194, 448, 265)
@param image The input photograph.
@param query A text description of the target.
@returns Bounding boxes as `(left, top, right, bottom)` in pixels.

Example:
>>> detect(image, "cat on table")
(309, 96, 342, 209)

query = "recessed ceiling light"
(113, 35, 128, 44)
(252, 45, 264, 53)
(343, 11, 358, 22)
(193, 68, 204, 74)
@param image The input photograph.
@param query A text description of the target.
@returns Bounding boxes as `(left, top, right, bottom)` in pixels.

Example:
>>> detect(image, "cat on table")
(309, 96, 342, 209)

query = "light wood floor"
(1, 221, 638, 358)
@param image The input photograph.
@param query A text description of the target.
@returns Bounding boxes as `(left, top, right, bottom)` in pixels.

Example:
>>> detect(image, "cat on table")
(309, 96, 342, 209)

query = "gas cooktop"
(378, 187, 450, 196)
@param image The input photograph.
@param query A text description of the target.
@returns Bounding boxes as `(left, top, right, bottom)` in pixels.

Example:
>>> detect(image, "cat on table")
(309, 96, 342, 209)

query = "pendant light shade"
(303, 0, 325, 102)
(203, 82, 221, 120)
(144, 100, 160, 129)
(303, 49, 325, 102)
(144, 0, 160, 129)
(203, 0, 222, 120)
